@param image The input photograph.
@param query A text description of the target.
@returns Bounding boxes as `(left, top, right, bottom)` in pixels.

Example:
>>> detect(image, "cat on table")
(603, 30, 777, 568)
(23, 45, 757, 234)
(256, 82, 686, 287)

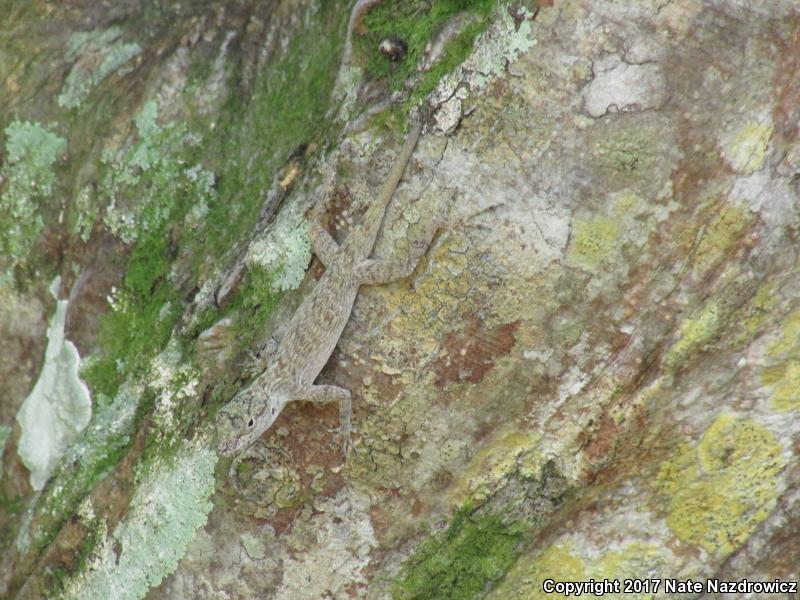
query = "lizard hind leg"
(299, 384, 353, 456)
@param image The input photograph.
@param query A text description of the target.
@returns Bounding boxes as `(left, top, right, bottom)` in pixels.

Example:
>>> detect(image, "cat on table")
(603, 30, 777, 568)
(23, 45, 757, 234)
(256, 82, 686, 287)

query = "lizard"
(215, 118, 439, 456)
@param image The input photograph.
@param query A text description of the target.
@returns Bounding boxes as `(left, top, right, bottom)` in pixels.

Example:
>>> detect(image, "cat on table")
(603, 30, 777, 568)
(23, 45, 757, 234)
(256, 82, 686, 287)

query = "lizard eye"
(247, 417, 255, 428)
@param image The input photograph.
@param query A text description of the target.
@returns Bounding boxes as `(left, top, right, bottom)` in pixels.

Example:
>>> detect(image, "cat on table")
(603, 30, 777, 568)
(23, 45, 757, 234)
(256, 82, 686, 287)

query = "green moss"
(0, 120, 67, 273)
(228, 265, 281, 353)
(394, 505, 523, 600)
(356, 0, 499, 107)
(566, 216, 620, 271)
(656, 413, 785, 557)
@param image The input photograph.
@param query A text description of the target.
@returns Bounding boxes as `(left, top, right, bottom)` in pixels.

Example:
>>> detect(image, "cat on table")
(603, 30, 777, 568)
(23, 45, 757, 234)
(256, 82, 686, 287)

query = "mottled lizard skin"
(216, 121, 430, 456)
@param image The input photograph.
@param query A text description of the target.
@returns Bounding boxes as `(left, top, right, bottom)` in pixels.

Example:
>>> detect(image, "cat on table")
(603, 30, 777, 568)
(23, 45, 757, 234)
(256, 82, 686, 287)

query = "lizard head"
(214, 387, 284, 456)
(215, 391, 267, 456)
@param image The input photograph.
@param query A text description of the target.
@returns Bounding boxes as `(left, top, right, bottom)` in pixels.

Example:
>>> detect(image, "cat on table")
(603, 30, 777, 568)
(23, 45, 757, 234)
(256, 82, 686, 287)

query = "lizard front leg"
(308, 220, 340, 267)
(298, 384, 352, 455)
(356, 217, 443, 285)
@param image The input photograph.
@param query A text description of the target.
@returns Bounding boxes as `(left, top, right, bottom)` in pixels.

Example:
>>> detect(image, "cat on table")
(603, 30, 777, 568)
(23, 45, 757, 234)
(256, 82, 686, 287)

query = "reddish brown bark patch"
(432, 316, 521, 387)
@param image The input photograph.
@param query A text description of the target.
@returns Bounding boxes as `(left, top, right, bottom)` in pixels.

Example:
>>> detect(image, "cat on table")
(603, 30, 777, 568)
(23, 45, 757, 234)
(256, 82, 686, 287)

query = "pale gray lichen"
(60, 440, 218, 600)
(429, 4, 537, 133)
(0, 120, 67, 271)
(101, 101, 216, 243)
(58, 27, 141, 110)
(246, 217, 311, 292)
(15, 278, 91, 491)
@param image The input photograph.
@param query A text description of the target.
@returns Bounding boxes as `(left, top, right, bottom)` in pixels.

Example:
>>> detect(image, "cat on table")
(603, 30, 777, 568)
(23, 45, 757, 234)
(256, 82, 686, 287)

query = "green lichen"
(58, 27, 141, 110)
(0, 120, 67, 271)
(490, 541, 664, 600)
(101, 101, 216, 244)
(723, 121, 772, 174)
(656, 413, 785, 557)
(17, 382, 142, 556)
(567, 216, 620, 271)
(663, 298, 720, 370)
(60, 440, 217, 600)
(246, 218, 311, 292)
(394, 505, 523, 600)
(761, 310, 800, 412)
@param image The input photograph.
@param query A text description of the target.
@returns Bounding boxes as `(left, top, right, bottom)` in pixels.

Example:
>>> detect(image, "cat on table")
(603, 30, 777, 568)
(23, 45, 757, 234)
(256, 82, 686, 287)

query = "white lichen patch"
(429, 4, 537, 133)
(246, 216, 311, 292)
(58, 26, 141, 109)
(15, 278, 91, 491)
(275, 489, 377, 600)
(583, 56, 666, 118)
(61, 440, 218, 600)
(150, 339, 199, 432)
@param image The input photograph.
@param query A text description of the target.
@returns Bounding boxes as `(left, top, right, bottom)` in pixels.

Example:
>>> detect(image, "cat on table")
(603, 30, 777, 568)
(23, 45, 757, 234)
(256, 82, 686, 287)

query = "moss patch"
(656, 413, 785, 557)
(355, 0, 500, 106)
(394, 505, 523, 600)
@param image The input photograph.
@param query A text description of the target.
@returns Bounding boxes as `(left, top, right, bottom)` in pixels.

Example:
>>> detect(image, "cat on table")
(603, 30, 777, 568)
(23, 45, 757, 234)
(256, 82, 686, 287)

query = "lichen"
(101, 101, 216, 244)
(453, 427, 540, 505)
(60, 440, 217, 600)
(663, 298, 720, 370)
(0, 120, 67, 272)
(721, 120, 773, 174)
(15, 279, 92, 491)
(394, 505, 523, 600)
(16, 380, 141, 556)
(490, 541, 665, 599)
(655, 413, 785, 556)
(567, 216, 620, 271)
(689, 203, 751, 276)
(246, 218, 311, 292)
(58, 27, 141, 110)
(761, 310, 800, 412)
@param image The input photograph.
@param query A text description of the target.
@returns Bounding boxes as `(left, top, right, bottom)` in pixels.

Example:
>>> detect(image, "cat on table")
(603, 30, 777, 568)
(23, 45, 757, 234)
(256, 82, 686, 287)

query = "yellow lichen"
(567, 216, 620, 271)
(724, 121, 772, 174)
(453, 426, 539, 505)
(690, 203, 751, 276)
(761, 310, 800, 412)
(656, 413, 785, 557)
(489, 541, 665, 599)
(664, 299, 720, 369)
(612, 190, 645, 218)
